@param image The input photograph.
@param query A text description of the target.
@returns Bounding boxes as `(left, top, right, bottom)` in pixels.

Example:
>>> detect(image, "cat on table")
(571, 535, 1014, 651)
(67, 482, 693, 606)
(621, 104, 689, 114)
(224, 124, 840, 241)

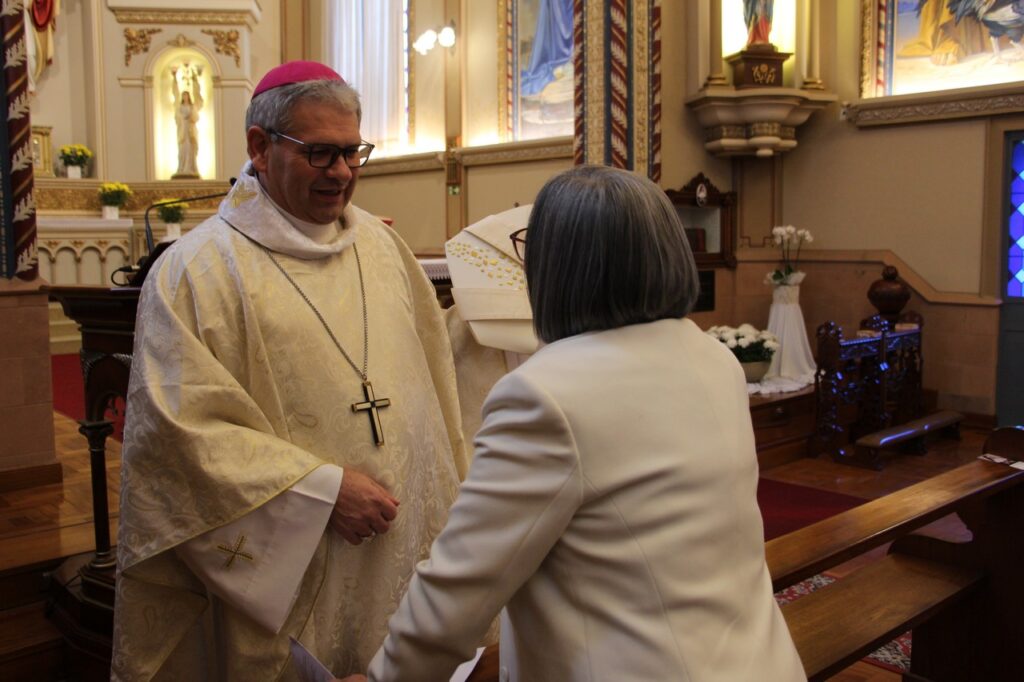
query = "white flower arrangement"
(706, 324, 779, 363)
(766, 225, 813, 286)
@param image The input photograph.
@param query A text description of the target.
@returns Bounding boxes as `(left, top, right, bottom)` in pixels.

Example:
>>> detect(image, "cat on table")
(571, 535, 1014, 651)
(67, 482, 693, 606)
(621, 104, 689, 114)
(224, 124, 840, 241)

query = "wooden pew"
(770, 429, 1024, 681)
(468, 428, 1024, 681)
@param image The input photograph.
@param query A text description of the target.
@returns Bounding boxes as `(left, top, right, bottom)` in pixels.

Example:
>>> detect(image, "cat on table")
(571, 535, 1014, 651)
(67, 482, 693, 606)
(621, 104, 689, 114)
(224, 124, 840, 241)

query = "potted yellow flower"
(155, 199, 189, 240)
(58, 144, 92, 178)
(97, 182, 132, 220)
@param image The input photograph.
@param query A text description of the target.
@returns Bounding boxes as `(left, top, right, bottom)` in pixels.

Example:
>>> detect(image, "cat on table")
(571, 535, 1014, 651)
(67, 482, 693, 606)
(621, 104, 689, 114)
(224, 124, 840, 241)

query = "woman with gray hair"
(364, 165, 805, 681)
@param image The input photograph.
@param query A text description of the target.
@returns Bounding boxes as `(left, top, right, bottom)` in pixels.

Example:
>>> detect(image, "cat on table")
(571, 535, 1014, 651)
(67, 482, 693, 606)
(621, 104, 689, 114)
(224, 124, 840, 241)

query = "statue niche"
(152, 49, 215, 181)
(170, 63, 204, 179)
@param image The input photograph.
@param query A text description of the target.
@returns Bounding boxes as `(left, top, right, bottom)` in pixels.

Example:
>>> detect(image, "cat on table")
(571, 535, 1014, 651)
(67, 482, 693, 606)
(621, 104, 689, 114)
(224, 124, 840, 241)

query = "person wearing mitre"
(111, 61, 469, 681)
(443, 203, 540, 446)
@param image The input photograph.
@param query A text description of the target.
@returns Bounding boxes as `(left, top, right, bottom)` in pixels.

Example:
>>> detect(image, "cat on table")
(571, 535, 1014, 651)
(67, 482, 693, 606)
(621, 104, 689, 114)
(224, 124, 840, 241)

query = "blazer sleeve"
(367, 370, 582, 682)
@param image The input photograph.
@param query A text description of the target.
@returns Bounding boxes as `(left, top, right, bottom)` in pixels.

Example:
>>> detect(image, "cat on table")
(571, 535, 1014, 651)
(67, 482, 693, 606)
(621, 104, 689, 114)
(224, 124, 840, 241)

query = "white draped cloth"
(111, 164, 467, 681)
(756, 277, 816, 395)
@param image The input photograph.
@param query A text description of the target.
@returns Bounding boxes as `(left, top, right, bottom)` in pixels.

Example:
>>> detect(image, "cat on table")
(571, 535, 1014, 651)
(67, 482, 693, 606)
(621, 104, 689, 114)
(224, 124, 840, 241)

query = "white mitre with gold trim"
(446, 204, 539, 355)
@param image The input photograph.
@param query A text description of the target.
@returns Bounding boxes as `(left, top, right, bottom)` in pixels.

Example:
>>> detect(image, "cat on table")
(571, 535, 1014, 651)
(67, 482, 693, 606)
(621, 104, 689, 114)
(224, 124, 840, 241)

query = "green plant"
(706, 324, 779, 363)
(58, 144, 92, 167)
(98, 182, 133, 207)
(156, 199, 188, 224)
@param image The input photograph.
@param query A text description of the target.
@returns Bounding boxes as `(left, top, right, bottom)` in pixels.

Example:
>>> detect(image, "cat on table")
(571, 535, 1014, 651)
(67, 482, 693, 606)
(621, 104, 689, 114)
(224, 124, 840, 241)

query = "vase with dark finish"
(867, 266, 911, 324)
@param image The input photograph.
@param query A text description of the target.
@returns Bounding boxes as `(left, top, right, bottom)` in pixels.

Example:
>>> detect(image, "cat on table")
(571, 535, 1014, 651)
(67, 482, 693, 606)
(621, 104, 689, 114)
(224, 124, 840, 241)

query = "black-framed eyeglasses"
(509, 227, 527, 261)
(267, 129, 375, 169)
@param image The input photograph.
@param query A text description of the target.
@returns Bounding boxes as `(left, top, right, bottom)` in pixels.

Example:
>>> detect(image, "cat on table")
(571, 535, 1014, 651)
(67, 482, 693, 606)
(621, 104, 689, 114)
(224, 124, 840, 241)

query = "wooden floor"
(0, 412, 989, 681)
(0, 412, 120, 575)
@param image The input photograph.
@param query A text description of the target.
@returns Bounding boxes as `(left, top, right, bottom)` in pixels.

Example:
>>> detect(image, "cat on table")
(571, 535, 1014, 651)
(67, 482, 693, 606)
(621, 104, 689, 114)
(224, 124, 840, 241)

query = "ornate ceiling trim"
(455, 137, 573, 167)
(112, 10, 256, 29)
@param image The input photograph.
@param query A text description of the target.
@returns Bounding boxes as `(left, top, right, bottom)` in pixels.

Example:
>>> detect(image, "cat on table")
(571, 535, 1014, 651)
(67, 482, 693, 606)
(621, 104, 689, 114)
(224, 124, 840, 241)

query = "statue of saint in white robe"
(111, 164, 468, 680)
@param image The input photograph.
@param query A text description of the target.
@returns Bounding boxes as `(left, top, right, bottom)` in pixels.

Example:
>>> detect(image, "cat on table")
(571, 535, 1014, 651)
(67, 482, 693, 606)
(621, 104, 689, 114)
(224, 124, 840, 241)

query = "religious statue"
(171, 64, 204, 178)
(743, 0, 774, 49)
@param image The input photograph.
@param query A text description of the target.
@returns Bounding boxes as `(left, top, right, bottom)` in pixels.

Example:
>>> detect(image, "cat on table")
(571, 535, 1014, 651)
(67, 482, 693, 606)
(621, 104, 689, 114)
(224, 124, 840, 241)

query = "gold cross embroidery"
(216, 534, 255, 570)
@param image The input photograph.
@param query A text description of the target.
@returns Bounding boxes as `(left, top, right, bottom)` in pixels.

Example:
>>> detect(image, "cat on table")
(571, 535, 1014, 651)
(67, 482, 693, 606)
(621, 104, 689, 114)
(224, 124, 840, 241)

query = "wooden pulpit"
(46, 285, 140, 679)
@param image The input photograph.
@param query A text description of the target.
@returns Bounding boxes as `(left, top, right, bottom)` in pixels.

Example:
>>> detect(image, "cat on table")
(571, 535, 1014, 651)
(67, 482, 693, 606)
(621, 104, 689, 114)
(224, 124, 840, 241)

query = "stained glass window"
(1008, 139, 1024, 298)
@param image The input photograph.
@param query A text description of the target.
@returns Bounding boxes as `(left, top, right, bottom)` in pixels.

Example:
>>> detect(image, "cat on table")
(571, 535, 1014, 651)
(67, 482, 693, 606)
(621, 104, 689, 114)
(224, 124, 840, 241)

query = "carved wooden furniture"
(471, 441, 1024, 682)
(45, 285, 139, 677)
(749, 386, 816, 470)
(663, 173, 737, 269)
(769, 438, 1024, 681)
(812, 316, 931, 469)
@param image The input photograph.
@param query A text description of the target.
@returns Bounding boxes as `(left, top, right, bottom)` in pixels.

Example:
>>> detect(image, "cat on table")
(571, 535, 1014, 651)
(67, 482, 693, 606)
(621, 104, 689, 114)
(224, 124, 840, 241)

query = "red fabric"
(252, 61, 345, 98)
(758, 478, 864, 540)
(51, 353, 124, 441)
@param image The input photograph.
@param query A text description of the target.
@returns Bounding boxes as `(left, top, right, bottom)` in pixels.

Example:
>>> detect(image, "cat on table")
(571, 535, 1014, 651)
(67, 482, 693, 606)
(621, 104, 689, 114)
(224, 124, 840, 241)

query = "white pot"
(163, 223, 182, 240)
(102, 205, 120, 220)
(66, 165, 82, 179)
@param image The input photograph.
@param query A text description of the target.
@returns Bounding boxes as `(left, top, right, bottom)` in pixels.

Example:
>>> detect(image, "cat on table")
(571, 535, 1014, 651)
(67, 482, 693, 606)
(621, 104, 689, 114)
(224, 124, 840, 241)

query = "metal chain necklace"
(262, 243, 391, 446)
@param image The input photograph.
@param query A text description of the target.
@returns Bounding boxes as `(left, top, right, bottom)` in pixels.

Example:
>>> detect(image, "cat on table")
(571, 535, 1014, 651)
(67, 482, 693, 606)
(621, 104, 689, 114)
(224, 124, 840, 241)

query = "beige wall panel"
(53, 250, 77, 285)
(79, 249, 104, 285)
(659, 0, 730, 191)
(465, 159, 572, 225)
(783, 115, 986, 294)
(356, 171, 448, 254)
(464, 1, 500, 146)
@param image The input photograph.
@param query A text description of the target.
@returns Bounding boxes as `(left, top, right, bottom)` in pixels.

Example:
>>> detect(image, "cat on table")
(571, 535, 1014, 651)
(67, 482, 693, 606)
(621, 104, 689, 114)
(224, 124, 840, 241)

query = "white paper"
(289, 636, 335, 682)
(450, 647, 486, 682)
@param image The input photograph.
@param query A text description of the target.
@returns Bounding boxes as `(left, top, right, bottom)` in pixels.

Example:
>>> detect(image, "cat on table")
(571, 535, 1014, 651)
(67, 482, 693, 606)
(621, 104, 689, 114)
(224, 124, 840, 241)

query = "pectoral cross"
(351, 380, 391, 446)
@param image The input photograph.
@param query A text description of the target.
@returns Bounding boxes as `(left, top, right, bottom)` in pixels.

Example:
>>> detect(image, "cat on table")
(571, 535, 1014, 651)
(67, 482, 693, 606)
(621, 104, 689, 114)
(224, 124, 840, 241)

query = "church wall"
(658, 0, 731, 193)
(781, 1, 988, 296)
(33, 0, 94, 172)
(33, 1, 277, 183)
(30, 1, 1004, 417)
(356, 167, 449, 255)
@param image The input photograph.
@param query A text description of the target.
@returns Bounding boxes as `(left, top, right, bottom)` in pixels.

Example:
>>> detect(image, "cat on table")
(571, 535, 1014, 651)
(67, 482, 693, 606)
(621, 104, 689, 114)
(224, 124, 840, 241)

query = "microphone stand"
(142, 183, 235, 254)
(115, 179, 235, 286)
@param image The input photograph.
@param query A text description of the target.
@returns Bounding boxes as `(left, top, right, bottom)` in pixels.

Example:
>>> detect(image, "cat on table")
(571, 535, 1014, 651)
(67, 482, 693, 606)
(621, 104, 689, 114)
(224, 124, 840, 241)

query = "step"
(0, 602, 65, 681)
(780, 553, 980, 680)
(49, 303, 82, 355)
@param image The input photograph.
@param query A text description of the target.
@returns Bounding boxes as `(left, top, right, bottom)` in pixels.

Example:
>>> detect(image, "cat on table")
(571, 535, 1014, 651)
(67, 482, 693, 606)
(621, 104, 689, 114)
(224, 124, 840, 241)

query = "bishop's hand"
(331, 469, 399, 545)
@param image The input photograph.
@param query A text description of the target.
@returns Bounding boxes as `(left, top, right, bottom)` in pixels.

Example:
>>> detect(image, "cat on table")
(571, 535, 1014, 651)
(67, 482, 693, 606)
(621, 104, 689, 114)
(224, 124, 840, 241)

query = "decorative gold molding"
(112, 10, 257, 30)
(845, 83, 1024, 127)
(36, 178, 228, 212)
(124, 28, 162, 66)
(199, 29, 241, 66)
(31, 126, 54, 177)
(455, 137, 573, 167)
(497, 0, 510, 141)
(860, 0, 875, 101)
(167, 34, 197, 48)
(359, 152, 445, 177)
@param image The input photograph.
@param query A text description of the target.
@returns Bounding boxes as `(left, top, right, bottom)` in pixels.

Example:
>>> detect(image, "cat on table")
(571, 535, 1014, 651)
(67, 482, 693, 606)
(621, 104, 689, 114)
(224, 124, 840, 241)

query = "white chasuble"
(112, 167, 467, 681)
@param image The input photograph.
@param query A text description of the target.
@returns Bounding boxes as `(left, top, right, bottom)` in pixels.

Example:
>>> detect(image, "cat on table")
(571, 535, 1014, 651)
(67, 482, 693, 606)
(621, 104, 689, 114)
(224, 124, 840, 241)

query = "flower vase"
(741, 360, 771, 383)
(66, 165, 82, 179)
(765, 275, 816, 385)
(163, 223, 182, 241)
(102, 205, 120, 220)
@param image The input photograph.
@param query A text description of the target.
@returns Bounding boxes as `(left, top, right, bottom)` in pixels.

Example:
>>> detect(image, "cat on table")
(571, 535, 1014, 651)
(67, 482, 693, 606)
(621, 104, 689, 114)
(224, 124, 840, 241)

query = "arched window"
(326, 0, 409, 156)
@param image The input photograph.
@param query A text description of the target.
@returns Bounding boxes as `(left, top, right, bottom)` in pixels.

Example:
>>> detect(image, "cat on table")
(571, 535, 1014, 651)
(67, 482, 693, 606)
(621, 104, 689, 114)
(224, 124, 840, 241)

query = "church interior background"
(3, 0, 1024, 678)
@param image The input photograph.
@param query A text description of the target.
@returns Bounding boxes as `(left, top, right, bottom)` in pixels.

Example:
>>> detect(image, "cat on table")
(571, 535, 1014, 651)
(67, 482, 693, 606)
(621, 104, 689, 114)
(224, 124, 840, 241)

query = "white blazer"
(368, 318, 806, 681)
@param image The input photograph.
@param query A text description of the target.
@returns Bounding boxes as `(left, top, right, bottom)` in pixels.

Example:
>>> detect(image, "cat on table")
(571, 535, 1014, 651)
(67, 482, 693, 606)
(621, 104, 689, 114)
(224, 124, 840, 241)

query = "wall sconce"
(413, 21, 456, 55)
